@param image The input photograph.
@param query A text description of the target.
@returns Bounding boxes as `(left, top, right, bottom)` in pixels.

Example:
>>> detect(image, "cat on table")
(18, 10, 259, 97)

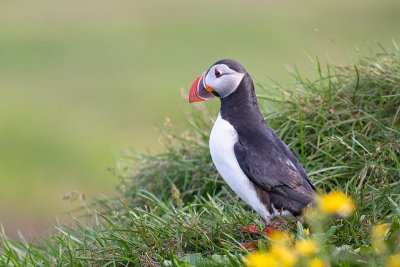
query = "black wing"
(234, 129, 314, 213)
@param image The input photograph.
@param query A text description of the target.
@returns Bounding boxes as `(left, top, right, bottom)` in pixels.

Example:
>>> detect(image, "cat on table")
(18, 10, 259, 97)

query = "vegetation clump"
(0, 48, 399, 266)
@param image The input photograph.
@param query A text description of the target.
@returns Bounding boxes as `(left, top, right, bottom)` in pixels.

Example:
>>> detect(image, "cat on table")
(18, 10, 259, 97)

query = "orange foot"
(239, 225, 277, 250)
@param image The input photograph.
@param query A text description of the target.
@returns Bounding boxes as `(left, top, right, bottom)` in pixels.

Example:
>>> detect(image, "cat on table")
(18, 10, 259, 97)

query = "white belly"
(209, 114, 271, 221)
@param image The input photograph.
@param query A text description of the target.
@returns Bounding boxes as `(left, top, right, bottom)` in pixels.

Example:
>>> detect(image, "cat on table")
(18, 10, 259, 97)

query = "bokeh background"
(1, 0, 399, 238)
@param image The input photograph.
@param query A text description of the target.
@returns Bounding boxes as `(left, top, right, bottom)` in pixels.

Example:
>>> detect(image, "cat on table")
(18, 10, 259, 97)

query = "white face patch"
(204, 64, 245, 98)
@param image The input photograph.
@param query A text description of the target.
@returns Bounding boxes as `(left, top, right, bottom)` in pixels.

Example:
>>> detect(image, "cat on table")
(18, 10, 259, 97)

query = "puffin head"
(189, 59, 247, 103)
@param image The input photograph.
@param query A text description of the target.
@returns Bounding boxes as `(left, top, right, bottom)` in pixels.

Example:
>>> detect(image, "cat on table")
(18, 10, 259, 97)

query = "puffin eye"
(215, 68, 222, 78)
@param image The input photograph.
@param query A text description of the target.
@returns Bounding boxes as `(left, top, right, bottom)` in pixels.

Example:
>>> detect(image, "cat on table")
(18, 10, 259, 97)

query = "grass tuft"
(1, 47, 399, 266)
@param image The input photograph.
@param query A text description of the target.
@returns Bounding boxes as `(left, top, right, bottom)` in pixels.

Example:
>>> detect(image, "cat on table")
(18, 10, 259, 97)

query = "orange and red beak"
(189, 72, 215, 103)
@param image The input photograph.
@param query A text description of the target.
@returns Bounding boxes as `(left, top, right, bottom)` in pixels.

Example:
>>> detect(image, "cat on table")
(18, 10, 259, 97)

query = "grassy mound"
(1, 48, 399, 266)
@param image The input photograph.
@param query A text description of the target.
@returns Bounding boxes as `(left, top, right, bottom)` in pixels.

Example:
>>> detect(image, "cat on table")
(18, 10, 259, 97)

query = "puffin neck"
(219, 73, 264, 127)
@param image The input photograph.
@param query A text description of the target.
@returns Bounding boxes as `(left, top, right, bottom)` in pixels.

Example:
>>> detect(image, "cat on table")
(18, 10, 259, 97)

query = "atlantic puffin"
(189, 59, 315, 224)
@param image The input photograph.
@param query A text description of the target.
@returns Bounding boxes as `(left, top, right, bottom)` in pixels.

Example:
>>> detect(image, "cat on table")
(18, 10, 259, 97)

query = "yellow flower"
(372, 223, 390, 239)
(386, 254, 400, 267)
(372, 222, 390, 254)
(270, 246, 297, 267)
(309, 257, 325, 267)
(245, 251, 277, 267)
(269, 231, 292, 246)
(304, 228, 310, 235)
(317, 191, 355, 217)
(295, 239, 318, 257)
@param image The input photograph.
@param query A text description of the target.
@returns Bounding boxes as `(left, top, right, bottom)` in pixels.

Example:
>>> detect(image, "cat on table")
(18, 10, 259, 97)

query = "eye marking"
(215, 68, 222, 78)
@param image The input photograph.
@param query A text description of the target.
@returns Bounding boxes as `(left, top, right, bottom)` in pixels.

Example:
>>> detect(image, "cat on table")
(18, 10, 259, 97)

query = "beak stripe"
(189, 71, 215, 103)
(189, 84, 205, 102)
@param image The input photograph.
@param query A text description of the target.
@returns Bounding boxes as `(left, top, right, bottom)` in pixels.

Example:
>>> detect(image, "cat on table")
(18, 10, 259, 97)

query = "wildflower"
(317, 191, 355, 217)
(269, 231, 292, 246)
(372, 222, 390, 254)
(295, 239, 318, 257)
(245, 251, 277, 267)
(270, 246, 297, 267)
(386, 254, 400, 267)
(372, 223, 390, 239)
(309, 257, 325, 267)
(304, 228, 310, 235)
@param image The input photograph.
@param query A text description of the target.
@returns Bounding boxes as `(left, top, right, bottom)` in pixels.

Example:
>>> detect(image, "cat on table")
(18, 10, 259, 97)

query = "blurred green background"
(0, 0, 399, 238)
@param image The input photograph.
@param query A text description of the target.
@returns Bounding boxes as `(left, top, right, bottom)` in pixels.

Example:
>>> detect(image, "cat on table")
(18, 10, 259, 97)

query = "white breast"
(209, 114, 271, 222)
